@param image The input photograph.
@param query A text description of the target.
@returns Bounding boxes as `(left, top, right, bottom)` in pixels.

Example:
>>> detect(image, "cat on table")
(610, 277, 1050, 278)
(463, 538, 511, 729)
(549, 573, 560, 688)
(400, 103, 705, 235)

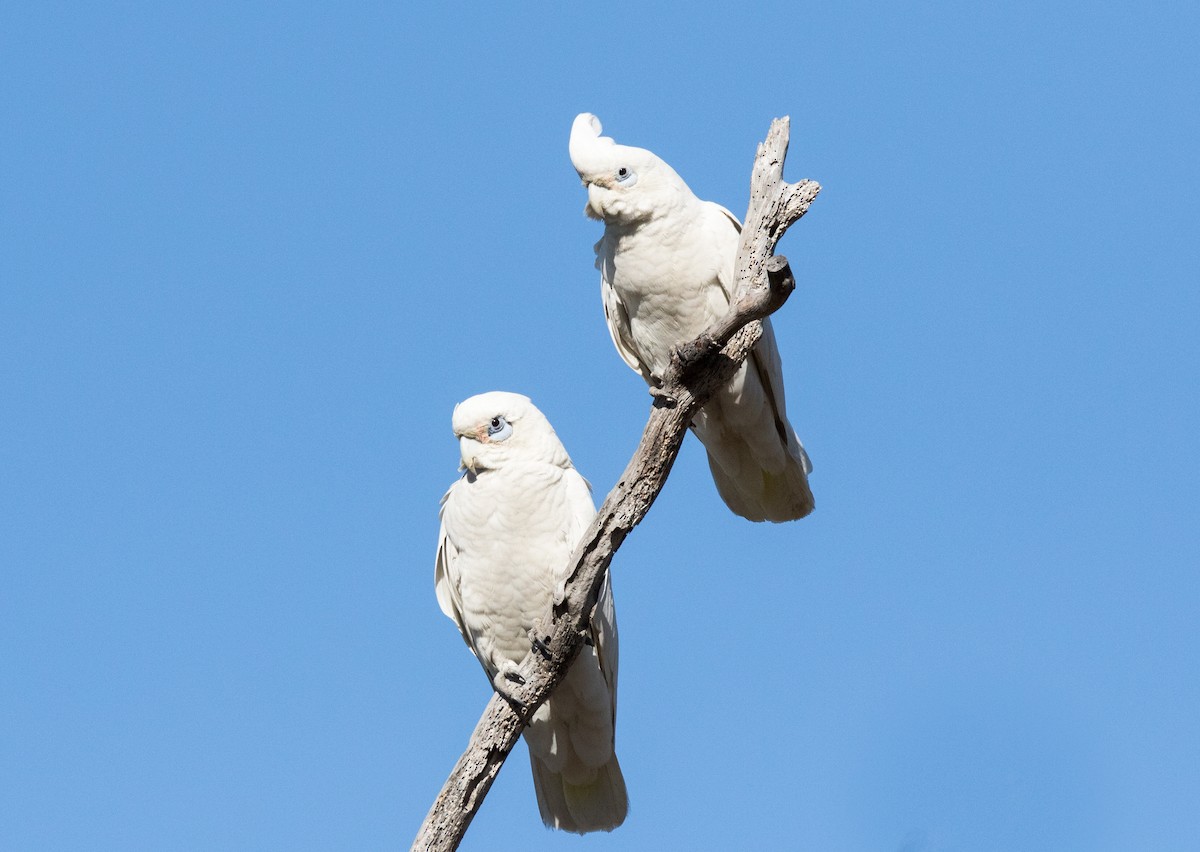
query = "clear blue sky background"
(2, 3, 1197, 850)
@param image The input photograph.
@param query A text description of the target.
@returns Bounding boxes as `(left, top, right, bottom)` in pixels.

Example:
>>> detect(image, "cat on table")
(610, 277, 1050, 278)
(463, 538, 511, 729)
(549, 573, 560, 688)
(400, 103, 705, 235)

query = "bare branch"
(412, 116, 819, 851)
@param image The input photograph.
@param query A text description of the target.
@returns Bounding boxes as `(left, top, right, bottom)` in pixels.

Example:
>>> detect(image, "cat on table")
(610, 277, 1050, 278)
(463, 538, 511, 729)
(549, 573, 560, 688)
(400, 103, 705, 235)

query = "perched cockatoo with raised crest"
(435, 391, 627, 834)
(569, 112, 815, 523)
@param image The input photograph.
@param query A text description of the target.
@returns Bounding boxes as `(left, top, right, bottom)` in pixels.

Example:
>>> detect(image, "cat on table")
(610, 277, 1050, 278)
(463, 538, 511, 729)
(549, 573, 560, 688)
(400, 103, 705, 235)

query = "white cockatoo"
(569, 113, 815, 523)
(435, 391, 627, 834)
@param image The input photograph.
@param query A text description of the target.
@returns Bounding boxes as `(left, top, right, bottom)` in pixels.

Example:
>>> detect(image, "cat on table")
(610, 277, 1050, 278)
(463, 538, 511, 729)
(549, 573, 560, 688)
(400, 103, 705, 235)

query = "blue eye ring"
(487, 416, 512, 441)
(615, 166, 637, 186)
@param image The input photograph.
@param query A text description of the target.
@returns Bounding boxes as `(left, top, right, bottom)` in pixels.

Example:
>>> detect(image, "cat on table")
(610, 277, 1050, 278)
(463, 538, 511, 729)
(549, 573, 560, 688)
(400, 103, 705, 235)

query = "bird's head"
(451, 391, 570, 476)
(569, 113, 691, 225)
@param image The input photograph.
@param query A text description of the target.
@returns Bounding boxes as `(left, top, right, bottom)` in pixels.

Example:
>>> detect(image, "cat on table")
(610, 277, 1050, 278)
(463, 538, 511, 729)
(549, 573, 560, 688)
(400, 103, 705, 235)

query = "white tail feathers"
(693, 343, 816, 523)
(706, 440, 815, 522)
(529, 751, 628, 834)
(520, 639, 626, 833)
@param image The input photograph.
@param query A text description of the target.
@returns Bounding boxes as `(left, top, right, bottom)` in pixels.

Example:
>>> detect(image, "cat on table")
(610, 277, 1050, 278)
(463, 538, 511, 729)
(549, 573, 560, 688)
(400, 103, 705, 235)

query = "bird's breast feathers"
(600, 205, 735, 376)
(441, 463, 592, 668)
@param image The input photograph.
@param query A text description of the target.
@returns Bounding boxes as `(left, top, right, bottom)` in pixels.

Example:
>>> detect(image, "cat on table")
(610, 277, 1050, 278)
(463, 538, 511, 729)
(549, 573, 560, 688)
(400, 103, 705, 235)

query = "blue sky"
(2, 2, 1198, 850)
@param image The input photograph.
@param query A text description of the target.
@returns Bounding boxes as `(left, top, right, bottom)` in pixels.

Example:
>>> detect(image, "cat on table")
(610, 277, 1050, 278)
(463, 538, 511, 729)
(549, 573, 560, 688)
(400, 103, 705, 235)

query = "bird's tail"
(705, 436, 814, 522)
(529, 750, 628, 834)
(694, 332, 815, 523)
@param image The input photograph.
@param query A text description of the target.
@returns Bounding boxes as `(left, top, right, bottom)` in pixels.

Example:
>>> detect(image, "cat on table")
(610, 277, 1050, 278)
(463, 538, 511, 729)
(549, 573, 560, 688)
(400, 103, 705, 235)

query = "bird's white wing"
(707, 200, 743, 301)
(699, 202, 815, 522)
(596, 236, 653, 383)
(553, 468, 597, 595)
(591, 569, 619, 721)
(749, 320, 812, 474)
(434, 478, 479, 658)
(706, 200, 813, 476)
(706, 198, 787, 446)
(554, 468, 616, 716)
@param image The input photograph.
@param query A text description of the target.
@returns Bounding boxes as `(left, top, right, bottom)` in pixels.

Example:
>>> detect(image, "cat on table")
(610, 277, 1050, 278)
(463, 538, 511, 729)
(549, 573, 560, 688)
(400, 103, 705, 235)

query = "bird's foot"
(648, 378, 677, 407)
(531, 634, 553, 661)
(492, 661, 528, 710)
(671, 334, 719, 379)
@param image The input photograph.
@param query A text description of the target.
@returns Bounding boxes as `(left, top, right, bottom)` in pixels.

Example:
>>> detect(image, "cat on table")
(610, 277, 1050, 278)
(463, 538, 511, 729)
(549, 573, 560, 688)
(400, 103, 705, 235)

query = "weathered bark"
(412, 117, 820, 851)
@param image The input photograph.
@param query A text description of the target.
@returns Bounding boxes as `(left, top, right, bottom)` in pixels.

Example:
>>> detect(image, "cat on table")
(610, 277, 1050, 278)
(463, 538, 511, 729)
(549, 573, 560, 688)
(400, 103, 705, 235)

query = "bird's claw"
(531, 635, 553, 661)
(672, 334, 718, 376)
(492, 664, 529, 710)
(648, 383, 677, 407)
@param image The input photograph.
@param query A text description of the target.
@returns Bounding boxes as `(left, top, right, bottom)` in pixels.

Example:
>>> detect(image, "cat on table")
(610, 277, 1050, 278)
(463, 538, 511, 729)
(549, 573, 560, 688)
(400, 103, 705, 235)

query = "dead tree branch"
(412, 116, 820, 851)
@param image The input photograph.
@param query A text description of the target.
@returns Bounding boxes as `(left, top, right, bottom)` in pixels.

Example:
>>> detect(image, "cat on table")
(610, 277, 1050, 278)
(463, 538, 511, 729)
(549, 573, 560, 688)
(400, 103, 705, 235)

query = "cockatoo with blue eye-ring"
(569, 112, 815, 523)
(435, 391, 627, 834)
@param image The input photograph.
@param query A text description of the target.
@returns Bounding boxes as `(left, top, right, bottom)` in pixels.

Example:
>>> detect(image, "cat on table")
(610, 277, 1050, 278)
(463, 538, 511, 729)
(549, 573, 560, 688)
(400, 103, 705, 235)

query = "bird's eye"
(615, 166, 637, 186)
(486, 415, 512, 441)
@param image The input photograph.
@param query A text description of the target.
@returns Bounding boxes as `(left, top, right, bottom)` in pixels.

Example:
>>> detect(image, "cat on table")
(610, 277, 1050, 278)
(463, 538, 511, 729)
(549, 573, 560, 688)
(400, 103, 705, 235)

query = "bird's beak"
(458, 436, 478, 475)
(584, 182, 605, 220)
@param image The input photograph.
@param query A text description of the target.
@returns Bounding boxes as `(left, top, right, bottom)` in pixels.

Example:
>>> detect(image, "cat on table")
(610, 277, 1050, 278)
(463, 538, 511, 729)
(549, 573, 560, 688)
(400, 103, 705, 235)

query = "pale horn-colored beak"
(458, 436, 478, 475)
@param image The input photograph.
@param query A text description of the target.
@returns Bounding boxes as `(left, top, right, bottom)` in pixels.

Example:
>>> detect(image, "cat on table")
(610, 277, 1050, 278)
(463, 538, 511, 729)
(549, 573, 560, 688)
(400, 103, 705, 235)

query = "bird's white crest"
(568, 113, 612, 176)
(569, 112, 691, 224)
